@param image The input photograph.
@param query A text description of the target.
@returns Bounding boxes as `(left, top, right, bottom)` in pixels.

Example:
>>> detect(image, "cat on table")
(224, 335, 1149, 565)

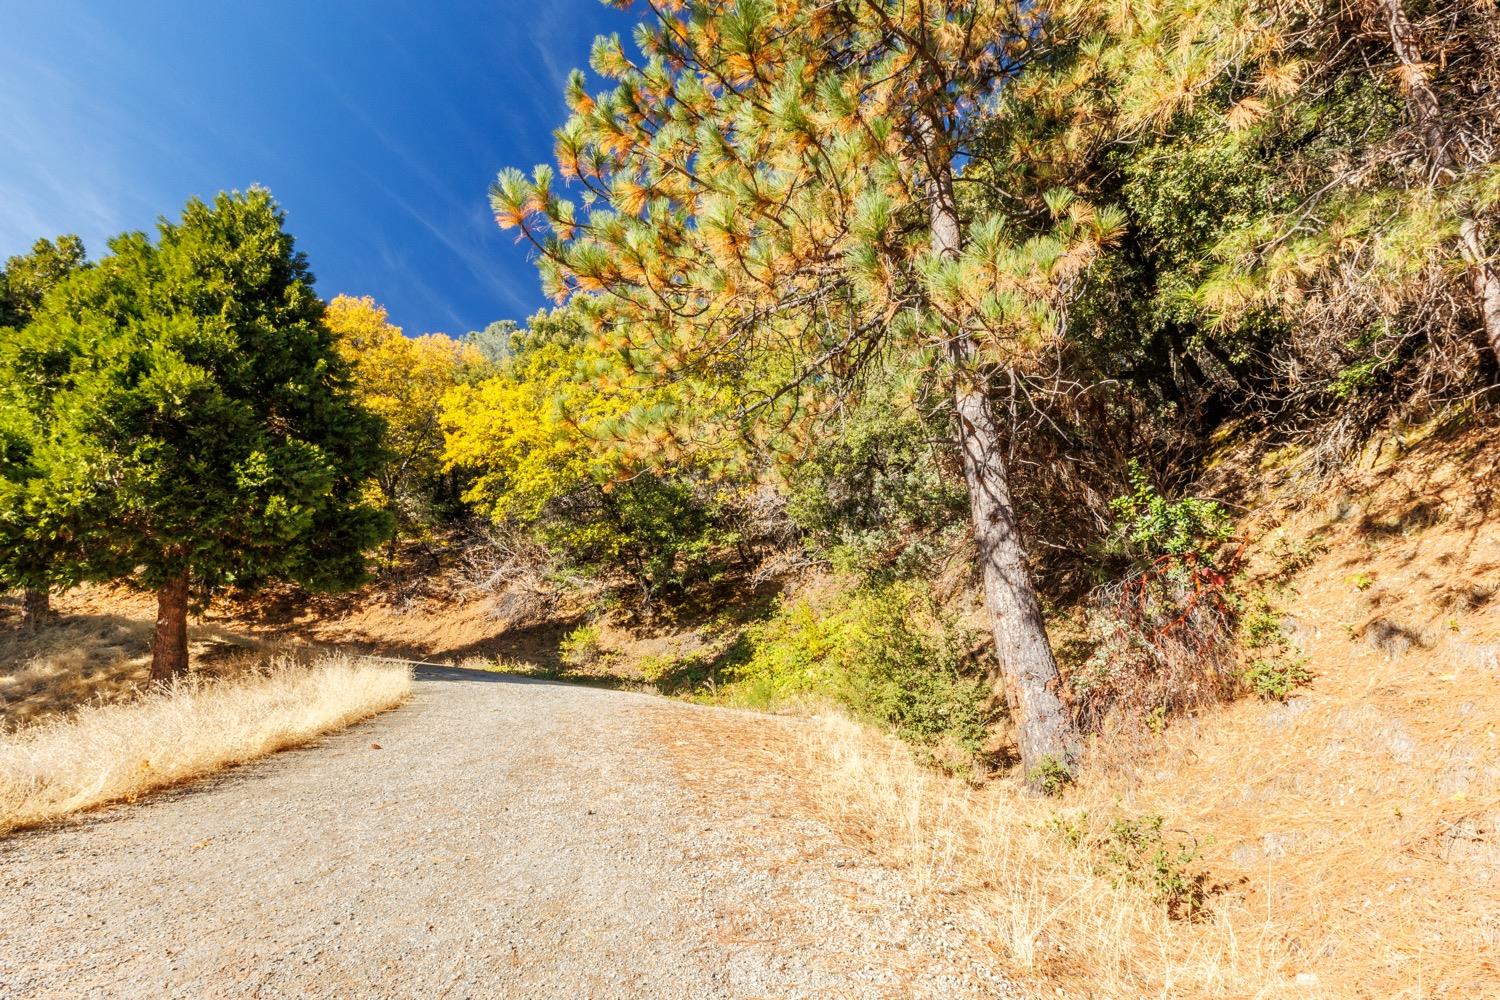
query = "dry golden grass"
(0, 651, 411, 835)
(806, 714, 1320, 999)
(0, 608, 300, 728)
(0, 616, 156, 728)
(798, 647, 1496, 998)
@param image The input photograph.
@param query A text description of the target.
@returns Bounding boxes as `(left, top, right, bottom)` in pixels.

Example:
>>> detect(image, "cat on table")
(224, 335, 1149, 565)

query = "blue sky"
(0, 0, 635, 336)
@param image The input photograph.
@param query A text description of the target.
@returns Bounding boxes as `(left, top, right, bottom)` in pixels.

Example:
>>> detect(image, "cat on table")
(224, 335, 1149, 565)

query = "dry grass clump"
(791, 719, 1225, 995)
(0, 652, 411, 835)
(801, 677, 1497, 998)
(0, 615, 155, 728)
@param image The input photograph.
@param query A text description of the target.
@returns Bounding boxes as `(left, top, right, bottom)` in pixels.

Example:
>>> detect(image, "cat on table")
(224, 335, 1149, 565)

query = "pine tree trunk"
(1380, 0, 1500, 364)
(947, 345, 1082, 782)
(921, 117, 1081, 786)
(20, 587, 50, 631)
(1457, 218, 1500, 364)
(150, 574, 190, 683)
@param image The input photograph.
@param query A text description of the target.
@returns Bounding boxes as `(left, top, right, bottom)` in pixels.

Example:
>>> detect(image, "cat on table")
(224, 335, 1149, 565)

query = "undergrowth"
(720, 579, 995, 776)
(1097, 813, 1213, 920)
(1072, 465, 1243, 731)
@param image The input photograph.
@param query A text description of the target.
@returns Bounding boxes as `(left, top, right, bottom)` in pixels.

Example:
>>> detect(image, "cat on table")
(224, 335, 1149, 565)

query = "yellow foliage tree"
(440, 336, 600, 526)
(441, 308, 730, 600)
(324, 295, 482, 528)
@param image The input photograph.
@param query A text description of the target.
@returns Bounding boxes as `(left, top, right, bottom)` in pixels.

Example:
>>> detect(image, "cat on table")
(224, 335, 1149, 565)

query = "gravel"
(0, 667, 1019, 999)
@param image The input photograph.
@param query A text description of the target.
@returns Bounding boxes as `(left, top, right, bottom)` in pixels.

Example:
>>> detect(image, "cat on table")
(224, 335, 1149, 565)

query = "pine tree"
(8, 190, 390, 679)
(490, 0, 1138, 783)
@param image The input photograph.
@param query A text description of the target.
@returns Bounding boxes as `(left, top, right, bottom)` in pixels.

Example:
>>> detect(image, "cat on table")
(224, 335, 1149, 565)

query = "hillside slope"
(3, 421, 1495, 998)
(766, 423, 1500, 998)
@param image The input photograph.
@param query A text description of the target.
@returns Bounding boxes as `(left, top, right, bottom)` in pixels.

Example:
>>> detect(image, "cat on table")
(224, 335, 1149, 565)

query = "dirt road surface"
(0, 667, 1016, 999)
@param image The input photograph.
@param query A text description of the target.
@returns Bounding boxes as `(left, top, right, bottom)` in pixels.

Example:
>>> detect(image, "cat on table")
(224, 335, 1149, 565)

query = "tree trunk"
(1379, 0, 1500, 364)
(948, 347, 1082, 783)
(150, 574, 190, 683)
(921, 117, 1081, 786)
(20, 587, 50, 631)
(1458, 218, 1500, 364)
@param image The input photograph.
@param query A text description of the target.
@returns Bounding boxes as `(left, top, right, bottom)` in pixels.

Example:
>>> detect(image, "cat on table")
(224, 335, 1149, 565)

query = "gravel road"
(0, 667, 1017, 999)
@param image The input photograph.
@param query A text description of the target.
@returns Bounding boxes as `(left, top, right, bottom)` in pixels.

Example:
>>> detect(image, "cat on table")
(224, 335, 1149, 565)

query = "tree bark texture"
(150, 573, 190, 683)
(20, 587, 50, 631)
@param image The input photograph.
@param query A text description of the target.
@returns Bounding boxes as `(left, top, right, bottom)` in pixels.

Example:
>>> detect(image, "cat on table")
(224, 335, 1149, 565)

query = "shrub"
(1236, 583, 1312, 700)
(558, 623, 603, 667)
(1239, 589, 1285, 650)
(729, 580, 995, 774)
(1027, 754, 1074, 796)
(783, 367, 968, 579)
(1109, 461, 1234, 562)
(442, 310, 740, 606)
(1241, 656, 1312, 701)
(1074, 465, 1242, 731)
(1099, 813, 1212, 919)
(637, 653, 674, 684)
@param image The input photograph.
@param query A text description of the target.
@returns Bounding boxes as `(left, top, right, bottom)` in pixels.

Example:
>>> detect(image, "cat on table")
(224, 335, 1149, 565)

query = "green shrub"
(1239, 588, 1285, 650)
(1074, 463, 1242, 733)
(558, 623, 603, 667)
(1027, 754, 1074, 796)
(1099, 813, 1211, 919)
(727, 599, 840, 708)
(728, 580, 995, 773)
(637, 653, 674, 683)
(637, 650, 716, 691)
(784, 368, 968, 579)
(1236, 582, 1312, 700)
(1047, 810, 1089, 848)
(1110, 460, 1234, 561)
(1241, 656, 1312, 701)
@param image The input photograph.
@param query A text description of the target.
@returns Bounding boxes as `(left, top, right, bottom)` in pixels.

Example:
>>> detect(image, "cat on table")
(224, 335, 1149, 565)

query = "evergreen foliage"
(0, 235, 90, 607)
(1, 190, 389, 676)
(493, 0, 1096, 782)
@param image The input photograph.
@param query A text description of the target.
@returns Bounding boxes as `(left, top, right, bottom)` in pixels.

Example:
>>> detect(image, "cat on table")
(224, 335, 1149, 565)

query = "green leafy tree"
(783, 365, 967, 578)
(0, 234, 88, 627)
(491, 0, 1128, 782)
(0, 235, 87, 329)
(7, 190, 389, 679)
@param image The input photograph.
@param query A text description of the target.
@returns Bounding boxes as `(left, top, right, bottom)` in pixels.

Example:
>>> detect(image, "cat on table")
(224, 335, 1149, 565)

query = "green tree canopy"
(0, 234, 87, 330)
(0, 234, 90, 626)
(3, 189, 390, 678)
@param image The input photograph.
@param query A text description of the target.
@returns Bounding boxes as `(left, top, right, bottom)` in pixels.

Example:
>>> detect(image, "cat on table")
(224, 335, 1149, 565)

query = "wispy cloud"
(1, 0, 622, 336)
(363, 169, 535, 319)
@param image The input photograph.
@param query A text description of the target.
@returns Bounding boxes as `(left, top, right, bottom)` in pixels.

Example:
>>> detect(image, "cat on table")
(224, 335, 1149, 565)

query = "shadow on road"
(407, 662, 640, 693)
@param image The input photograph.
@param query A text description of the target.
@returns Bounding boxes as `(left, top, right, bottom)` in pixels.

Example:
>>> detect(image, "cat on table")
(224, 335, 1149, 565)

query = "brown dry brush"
(1071, 547, 1245, 733)
(1247, 0, 1500, 459)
